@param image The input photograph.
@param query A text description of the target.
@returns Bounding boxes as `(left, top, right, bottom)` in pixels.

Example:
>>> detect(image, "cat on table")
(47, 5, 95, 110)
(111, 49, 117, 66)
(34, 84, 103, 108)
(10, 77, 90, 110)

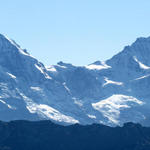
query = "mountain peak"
(134, 36, 150, 43)
(0, 34, 6, 39)
(0, 34, 19, 52)
(57, 61, 75, 68)
(0, 34, 16, 45)
(107, 36, 150, 66)
(0, 34, 31, 57)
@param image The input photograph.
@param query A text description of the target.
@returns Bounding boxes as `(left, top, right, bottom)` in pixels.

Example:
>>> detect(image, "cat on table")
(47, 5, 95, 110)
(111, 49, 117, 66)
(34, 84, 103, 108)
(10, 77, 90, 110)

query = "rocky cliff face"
(0, 34, 150, 126)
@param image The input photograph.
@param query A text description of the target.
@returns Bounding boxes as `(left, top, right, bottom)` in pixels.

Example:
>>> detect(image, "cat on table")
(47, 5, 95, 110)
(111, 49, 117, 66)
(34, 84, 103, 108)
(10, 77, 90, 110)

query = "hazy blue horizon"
(1, 0, 150, 66)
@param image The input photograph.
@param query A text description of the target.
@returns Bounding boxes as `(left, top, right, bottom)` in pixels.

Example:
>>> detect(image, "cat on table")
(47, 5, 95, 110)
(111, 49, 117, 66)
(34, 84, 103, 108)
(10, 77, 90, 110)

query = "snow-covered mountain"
(0, 34, 150, 126)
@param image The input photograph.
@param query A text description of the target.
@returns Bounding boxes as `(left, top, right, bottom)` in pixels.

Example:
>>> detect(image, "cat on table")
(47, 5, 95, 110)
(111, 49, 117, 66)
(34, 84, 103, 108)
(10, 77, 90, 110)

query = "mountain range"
(0, 34, 150, 126)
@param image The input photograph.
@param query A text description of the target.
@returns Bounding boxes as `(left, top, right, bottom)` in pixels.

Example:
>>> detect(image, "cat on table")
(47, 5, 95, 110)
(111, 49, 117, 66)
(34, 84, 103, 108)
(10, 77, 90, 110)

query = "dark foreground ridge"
(0, 120, 150, 150)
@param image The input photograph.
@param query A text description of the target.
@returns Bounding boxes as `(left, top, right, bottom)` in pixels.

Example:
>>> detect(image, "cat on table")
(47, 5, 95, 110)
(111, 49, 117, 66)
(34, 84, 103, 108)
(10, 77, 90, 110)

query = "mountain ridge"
(0, 120, 149, 150)
(0, 34, 150, 126)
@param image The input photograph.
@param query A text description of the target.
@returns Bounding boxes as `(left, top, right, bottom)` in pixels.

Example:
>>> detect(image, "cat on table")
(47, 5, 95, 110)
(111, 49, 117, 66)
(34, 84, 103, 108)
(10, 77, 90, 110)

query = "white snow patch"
(18, 91, 78, 124)
(103, 77, 123, 86)
(85, 61, 111, 70)
(134, 74, 150, 80)
(35, 64, 52, 79)
(92, 95, 144, 125)
(56, 65, 67, 69)
(7, 72, 16, 79)
(30, 87, 42, 91)
(46, 66, 57, 72)
(87, 114, 96, 119)
(35, 64, 45, 74)
(73, 97, 83, 107)
(0, 99, 15, 109)
(134, 56, 150, 70)
(63, 82, 71, 94)
(27, 104, 79, 124)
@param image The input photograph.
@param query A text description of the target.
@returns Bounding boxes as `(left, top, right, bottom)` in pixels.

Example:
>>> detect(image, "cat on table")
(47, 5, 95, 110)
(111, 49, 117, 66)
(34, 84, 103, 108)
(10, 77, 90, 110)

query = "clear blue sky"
(0, 0, 150, 66)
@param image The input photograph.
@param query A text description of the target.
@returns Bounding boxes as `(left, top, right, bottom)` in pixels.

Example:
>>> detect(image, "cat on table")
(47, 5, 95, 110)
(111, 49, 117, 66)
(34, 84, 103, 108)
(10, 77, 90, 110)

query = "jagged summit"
(92, 61, 102, 65)
(106, 36, 150, 73)
(0, 34, 18, 49)
(108, 36, 150, 60)
(0, 34, 8, 40)
(134, 36, 150, 43)
(57, 61, 75, 68)
(0, 34, 30, 58)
